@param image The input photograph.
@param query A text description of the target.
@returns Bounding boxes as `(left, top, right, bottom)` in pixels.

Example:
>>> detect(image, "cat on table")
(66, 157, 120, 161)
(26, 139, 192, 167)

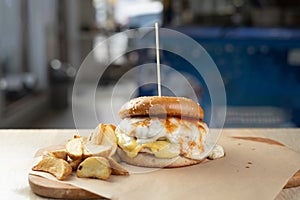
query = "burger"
(115, 96, 209, 168)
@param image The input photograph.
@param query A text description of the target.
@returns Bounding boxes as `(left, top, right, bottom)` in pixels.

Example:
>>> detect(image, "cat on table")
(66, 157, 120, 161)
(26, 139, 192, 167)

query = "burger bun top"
(119, 96, 204, 120)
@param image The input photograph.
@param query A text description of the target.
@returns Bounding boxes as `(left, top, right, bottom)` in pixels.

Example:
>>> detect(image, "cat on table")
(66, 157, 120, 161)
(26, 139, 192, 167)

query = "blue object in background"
(136, 27, 300, 127)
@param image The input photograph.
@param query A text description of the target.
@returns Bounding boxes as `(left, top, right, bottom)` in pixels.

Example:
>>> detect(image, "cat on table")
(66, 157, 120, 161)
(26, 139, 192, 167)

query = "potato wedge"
(100, 124, 117, 144)
(108, 157, 129, 176)
(83, 142, 112, 158)
(89, 124, 104, 145)
(42, 149, 68, 160)
(50, 149, 68, 160)
(111, 153, 121, 163)
(69, 158, 82, 171)
(35, 145, 65, 157)
(88, 124, 117, 157)
(66, 138, 83, 160)
(76, 157, 111, 180)
(32, 157, 72, 180)
(99, 124, 117, 156)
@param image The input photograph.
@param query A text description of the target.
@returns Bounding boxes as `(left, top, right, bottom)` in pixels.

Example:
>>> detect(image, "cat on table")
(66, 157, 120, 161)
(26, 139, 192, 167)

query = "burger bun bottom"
(117, 148, 204, 168)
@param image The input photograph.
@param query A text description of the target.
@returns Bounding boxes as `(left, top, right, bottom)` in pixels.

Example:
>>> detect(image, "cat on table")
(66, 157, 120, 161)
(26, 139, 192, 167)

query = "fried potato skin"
(76, 157, 111, 180)
(49, 149, 68, 160)
(32, 157, 72, 180)
(66, 138, 83, 160)
(108, 157, 129, 176)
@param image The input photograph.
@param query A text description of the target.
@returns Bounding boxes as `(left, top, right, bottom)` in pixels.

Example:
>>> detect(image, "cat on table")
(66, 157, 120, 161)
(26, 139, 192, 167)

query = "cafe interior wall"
(0, 0, 51, 127)
(0, 0, 117, 128)
(0, 0, 74, 128)
(0, 0, 300, 128)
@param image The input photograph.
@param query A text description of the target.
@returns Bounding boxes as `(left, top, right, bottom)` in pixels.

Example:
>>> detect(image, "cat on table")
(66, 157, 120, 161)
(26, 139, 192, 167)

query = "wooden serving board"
(28, 170, 300, 199)
(28, 174, 103, 199)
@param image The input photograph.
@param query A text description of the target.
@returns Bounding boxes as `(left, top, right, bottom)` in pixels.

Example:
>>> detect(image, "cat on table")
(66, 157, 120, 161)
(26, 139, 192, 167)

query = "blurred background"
(0, 0, 300, 129)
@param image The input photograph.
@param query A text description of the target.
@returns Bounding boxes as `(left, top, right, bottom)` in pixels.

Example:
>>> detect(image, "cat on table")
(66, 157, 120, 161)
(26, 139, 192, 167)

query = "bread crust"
(119, 96, 204, 120)
(117, 148, 204, 168)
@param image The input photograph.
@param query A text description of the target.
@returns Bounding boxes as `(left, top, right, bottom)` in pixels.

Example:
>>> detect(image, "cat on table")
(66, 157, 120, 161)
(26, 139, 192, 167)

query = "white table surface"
(0, 129, 300, 200)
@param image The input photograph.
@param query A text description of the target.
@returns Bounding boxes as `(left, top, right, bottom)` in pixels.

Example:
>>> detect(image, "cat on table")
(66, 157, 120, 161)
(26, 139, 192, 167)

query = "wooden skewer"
(155, 22, 161, 97)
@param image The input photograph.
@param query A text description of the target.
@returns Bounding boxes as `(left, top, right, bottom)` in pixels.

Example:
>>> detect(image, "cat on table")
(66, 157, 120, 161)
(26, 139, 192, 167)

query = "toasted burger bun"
(117, 148, 204, 168)
(119, 96, 204, 120)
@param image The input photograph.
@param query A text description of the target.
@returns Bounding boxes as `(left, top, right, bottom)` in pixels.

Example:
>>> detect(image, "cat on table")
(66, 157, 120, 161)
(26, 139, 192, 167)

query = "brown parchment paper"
(30, 131, 300, 200)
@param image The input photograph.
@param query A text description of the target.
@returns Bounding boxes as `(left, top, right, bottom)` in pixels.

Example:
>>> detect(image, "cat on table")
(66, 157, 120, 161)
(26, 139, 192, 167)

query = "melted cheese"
(116, 117, 208, 160)
(116, 132, 180, 158)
